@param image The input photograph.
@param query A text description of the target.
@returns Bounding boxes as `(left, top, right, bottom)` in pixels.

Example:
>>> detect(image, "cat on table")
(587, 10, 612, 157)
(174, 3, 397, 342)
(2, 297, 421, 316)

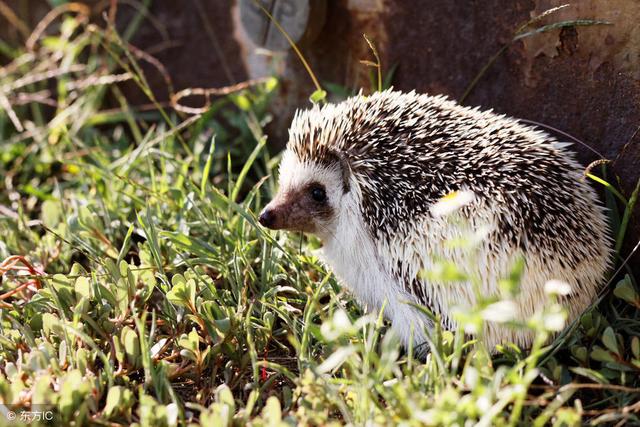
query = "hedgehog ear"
(327, 149, 351, 194)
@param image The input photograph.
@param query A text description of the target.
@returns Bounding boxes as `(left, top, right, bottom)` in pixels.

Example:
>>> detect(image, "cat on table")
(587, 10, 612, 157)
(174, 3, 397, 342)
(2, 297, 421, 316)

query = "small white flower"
(383, 378, 399, 387)
(320, 309, 353, 341)
(464, 323, 480, 335)
(482, 301, 518, 323)
(430, 190, 476, 217)
(543, 312, 566, 331)
(464, 367, 479, 389)
(166, 403, 179, 427)
(317, 346, 356, 374)
(476, 395, 491, 413)
(332, 309, 352, 330)
(544, 280, 572, 296)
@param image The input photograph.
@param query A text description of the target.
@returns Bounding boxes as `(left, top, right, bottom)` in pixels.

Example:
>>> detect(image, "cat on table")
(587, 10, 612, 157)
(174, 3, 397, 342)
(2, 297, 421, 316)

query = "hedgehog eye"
(310, 186, 327, 203)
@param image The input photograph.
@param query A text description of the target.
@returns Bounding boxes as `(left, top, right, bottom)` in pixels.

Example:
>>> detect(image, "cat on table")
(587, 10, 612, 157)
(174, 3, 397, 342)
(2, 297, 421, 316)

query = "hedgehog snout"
(258, 204, 284, 230)
(259, 185, 334, 234)
(258, 197, 294, 230)
(258, 208, 276, 228)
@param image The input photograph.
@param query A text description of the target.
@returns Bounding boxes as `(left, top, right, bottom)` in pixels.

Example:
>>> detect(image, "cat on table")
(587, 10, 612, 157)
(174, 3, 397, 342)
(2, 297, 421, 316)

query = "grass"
(1, 5, 640, 427)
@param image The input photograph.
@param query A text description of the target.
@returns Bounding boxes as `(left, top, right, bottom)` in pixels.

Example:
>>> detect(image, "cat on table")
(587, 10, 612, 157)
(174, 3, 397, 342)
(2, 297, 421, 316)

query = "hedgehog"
(258, 89, 612, 351)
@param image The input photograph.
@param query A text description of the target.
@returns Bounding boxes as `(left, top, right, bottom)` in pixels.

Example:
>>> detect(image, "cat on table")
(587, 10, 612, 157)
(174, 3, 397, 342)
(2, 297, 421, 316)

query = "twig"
(0, 0, 31, 38)
(170, 77, 273, 115)
(26, 2, 91, 51)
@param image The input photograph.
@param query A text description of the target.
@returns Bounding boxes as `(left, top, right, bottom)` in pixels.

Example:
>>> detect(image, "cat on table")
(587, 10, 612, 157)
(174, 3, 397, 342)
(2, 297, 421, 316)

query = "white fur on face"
(277, 150, 345, 237)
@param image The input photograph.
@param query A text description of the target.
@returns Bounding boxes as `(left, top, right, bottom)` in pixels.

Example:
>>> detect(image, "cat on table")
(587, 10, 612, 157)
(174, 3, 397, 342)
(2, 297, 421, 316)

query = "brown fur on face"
(259, 181, 334, 233)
